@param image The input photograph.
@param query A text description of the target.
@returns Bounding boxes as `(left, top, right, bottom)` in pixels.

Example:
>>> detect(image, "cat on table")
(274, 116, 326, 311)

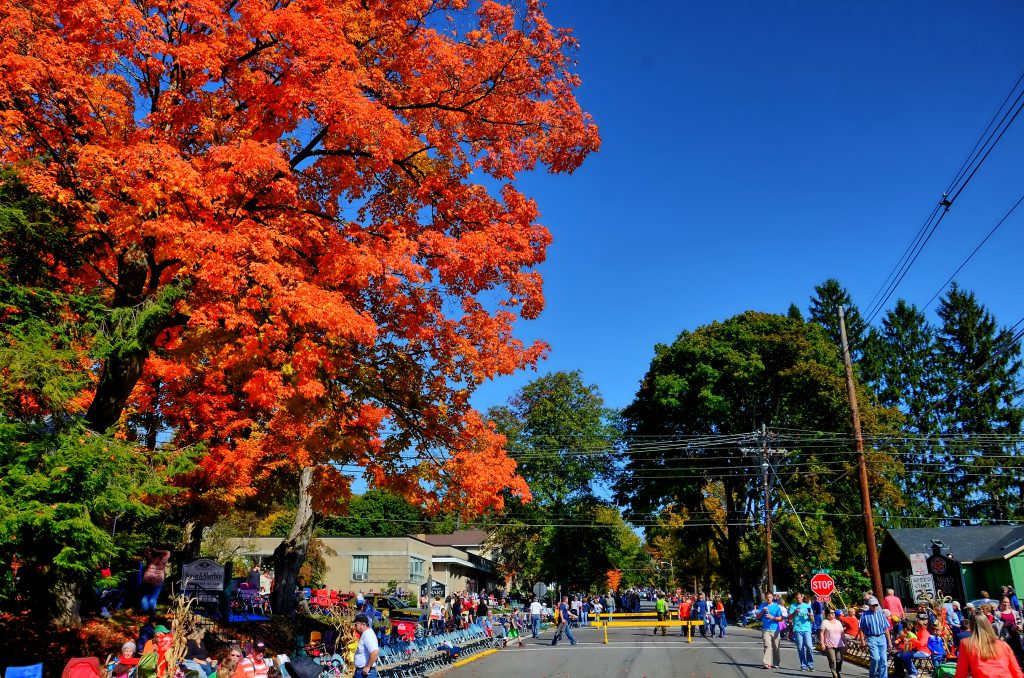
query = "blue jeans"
(793, 630, 814, 668)
(866, 635, 889, 678)
(553, 621, 575, 644)
(717, 616, 727, 637)
(139, 583, 161, 612)
(899, 650, 929, 676)
(531, 614, 540, 637)
(355, 668, 378, 678)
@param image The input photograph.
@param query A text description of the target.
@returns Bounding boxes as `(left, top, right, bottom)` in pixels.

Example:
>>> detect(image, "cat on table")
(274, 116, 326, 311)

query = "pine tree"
(865, 300, 941, 521)
(808, 279, 868, 361)
(934, 285, 1024, 522)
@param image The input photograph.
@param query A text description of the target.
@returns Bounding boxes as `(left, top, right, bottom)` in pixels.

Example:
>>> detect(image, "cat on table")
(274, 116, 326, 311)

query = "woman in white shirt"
(819, 608, 846, 678)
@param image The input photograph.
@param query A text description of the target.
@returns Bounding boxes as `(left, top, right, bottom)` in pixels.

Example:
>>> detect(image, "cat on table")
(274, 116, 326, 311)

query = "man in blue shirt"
(550, 596, 577, 646)
(757, 593, 784, 670)
(789, 593, 815, 671)
(858, 596, 891, 678)
(693, 593, 710, 638)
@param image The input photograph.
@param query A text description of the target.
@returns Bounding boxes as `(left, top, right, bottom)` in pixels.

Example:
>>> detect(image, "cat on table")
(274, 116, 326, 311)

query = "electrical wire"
(864, 70, 1024, 324)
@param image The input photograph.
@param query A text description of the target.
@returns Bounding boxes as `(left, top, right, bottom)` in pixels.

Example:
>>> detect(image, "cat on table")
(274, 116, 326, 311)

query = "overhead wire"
(864, 69, 1024, 324)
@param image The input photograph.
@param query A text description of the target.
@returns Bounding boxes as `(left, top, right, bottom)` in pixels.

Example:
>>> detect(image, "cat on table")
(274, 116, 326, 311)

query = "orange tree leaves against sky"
(0, 0, 599, 516)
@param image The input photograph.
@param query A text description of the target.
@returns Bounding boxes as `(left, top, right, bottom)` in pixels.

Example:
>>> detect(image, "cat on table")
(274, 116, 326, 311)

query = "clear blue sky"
(470, 0, 1024, 414)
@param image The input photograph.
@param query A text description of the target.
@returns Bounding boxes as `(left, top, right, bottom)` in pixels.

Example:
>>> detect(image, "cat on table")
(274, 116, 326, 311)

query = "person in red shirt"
(678, 597, 693, 637)
(896, 618, 931, 676)
(955, 611, 1024, 678)
(838, 608, 861, 641)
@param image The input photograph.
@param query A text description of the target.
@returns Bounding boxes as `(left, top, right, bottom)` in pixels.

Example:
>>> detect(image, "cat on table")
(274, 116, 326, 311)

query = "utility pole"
(743, 428, 785, 595)
(762, 426, 774, 594)
(838, 305, 884, 598)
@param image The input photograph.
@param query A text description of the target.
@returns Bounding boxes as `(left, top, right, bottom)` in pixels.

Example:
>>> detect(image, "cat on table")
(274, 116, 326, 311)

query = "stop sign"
(810, 573, 835, 598)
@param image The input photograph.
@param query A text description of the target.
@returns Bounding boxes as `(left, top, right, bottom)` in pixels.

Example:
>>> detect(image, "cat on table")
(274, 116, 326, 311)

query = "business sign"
(182, 558, 226, 590)
(910, 553, 928, 576)
(420, 581, 446, 597)
(927, 547, 966, 603)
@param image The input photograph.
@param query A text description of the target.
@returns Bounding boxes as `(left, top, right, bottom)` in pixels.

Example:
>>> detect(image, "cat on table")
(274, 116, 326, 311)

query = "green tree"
(863, 300, 943, 521)
(808, 278, 868, 361)
(0, 170, 193, 625)
(487, 371, 618, 505)
(484, 371, 626, 594)
(318, 490, 428, 537)
(934, 285, 1024, 522)
(617, 311, 901, 604)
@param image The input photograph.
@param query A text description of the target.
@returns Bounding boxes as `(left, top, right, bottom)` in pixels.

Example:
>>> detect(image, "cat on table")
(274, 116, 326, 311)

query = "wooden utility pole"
(838, 306, 884, 597)
(762, 425, 774, 594)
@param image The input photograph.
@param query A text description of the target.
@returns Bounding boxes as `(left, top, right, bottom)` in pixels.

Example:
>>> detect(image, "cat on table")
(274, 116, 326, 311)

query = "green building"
(878, 526, 1024, 604)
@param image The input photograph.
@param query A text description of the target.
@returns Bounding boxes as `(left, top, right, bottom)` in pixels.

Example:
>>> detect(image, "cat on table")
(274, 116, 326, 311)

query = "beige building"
(233, 530, 496, 595)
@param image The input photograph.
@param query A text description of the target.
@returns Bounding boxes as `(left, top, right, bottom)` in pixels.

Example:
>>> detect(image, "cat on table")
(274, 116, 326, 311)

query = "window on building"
(410, 556, 425, 582)
(352, 555, 369, 581)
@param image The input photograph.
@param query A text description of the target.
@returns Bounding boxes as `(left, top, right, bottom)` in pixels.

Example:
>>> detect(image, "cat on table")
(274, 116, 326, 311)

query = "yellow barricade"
(593, 612, 659, 619)
(601, 619, 704, 644)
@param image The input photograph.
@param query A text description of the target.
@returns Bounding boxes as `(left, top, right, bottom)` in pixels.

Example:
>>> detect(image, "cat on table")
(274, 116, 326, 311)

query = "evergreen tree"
(865, 300, 942, 521)
(934, 285, 1024, 522)
(808, 279, 868, 361)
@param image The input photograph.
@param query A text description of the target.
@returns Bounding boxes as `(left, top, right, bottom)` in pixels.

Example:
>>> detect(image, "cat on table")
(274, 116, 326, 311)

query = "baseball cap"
(255, 641, 266, 650)
(154, 625, 171, 634)
(354, 613, 370, 625)
(867, 596, 880, 606)
(861, 605, 870, 611)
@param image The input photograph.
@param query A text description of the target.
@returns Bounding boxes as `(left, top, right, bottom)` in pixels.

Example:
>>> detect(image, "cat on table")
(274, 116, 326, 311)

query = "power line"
(923, 190, 1024, 310)
(864, 70, 1024, 324)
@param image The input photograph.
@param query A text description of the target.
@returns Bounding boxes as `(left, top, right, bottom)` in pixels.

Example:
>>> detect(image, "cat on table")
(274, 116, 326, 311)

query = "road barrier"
(600, 619, 705, 644)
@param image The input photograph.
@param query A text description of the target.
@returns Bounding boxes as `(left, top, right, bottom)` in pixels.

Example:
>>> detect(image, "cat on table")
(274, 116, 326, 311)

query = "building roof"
(418, 530, 488, 548)
(885, 526, 1024, 564)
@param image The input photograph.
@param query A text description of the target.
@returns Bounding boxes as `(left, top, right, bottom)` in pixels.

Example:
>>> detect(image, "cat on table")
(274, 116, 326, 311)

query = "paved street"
(443, 623, 870, 678)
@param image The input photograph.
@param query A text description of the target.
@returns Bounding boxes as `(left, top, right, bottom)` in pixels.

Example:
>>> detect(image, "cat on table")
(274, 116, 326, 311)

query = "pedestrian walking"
(790, 592, 815, 671)
(551, 596, 577, 646)
(679, 596, 693, 637)
(694, 593, 710, 638)
(758, 592, 784, 670)
(858, 596, 891, 678)
(654, 593, 668, 636)
(820, 608, 846, 678)
(713, 597, 727, 638)
(529, 597, 542, 638)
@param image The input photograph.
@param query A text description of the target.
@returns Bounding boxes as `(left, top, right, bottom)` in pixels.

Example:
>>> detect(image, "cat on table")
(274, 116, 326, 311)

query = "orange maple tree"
(0, 0, 599, 594)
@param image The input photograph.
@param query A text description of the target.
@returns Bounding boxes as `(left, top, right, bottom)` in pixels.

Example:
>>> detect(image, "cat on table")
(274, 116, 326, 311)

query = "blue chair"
(5, 665, 43, 678)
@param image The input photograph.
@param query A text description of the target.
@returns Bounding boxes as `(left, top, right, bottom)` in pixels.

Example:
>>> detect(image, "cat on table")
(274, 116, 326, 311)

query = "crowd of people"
(752, 584, 1024, 678)
(106, 611, 383, 678)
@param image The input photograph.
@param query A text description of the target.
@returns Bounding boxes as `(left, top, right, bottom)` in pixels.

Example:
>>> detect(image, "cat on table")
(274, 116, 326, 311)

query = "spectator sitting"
(112, 642, 139, 677)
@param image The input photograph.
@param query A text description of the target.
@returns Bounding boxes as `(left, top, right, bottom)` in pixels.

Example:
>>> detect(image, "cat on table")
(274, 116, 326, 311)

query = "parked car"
(363, 594, 426, 621)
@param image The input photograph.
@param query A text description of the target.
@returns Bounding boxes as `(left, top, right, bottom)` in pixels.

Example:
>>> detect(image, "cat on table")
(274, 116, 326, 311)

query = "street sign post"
(533, 582, 548, 599)
(810, 572, 835, 601)
(910, 553, 928, 576)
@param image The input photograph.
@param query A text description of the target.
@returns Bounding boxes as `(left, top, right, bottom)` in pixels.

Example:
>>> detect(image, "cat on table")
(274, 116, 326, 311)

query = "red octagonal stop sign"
(810, 573, 835, 598)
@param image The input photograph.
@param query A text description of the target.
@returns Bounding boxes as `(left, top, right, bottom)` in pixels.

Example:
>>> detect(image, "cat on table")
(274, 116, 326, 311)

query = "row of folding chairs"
(377, 624, 490, 677)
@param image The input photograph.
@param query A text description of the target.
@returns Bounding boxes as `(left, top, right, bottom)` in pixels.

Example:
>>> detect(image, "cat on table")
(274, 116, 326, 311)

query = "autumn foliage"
(606, 569, 622, 593)
(0, 0, 599, 516)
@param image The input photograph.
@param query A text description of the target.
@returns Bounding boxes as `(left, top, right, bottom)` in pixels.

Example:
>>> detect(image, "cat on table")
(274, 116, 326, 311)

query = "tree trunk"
(51, 571, 82, 628)
(722, 481, 751, 607)
(271, 466, 319, 616)
(181, 520, 204, 562)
